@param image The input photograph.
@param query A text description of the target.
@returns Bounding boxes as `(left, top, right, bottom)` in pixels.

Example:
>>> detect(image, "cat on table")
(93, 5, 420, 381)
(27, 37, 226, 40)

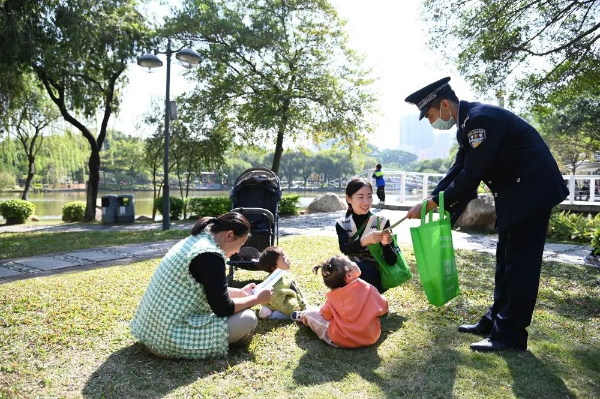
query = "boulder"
(454, 193, 497, 233)
(304, 193, 347, 214)
(137, 215, 153, 221)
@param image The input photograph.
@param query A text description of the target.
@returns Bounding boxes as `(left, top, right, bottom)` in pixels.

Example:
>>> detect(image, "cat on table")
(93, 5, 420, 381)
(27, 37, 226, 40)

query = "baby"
(256, 247, 307, 320)
(292, 254, 388, 348)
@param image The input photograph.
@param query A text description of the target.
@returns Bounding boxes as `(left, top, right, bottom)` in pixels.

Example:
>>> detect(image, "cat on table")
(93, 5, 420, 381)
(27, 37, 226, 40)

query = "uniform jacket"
(130, 233, 229, 359)
(431, 101, 568, 231)
(265, 271, 308, 315)
(321, 278, 389, 348)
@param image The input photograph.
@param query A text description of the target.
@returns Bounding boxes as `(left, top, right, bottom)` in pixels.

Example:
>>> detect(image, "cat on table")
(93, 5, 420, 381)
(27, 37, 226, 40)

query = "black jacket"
(431, 101, 568, 231)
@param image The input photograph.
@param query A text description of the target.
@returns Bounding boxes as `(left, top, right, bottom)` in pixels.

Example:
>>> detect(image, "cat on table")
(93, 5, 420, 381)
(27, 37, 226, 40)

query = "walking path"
(0, 209, 593, 283)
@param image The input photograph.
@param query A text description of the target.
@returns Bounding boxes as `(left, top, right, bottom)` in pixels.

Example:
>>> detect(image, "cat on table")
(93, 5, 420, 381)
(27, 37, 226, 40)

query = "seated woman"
(336, 178, 397, 293)
(130, 212, 273, 359)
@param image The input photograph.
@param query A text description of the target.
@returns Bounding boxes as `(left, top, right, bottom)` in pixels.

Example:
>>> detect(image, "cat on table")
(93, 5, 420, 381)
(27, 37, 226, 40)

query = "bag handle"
(420, 191, 448, 224)
(351, 212, 373, 240)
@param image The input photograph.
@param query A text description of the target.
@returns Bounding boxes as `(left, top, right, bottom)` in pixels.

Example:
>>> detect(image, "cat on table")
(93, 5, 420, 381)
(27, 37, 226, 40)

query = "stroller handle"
(231, 207, 275, 224)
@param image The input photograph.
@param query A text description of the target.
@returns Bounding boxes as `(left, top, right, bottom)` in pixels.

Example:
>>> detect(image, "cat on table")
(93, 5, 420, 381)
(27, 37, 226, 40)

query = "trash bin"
(117, 194, 135, 223)
(101, 195, 118, 223)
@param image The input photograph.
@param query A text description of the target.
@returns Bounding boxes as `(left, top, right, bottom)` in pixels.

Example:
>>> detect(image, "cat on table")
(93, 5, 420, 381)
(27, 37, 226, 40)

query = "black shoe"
(457, 322, 492, 335)
(470, 338, 514, 352)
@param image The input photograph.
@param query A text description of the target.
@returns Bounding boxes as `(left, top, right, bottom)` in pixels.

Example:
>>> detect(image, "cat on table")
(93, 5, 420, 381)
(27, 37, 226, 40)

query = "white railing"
(563, 175, 600, 204)
(362, 170, 600, 205)
(361, 170, 445, 202)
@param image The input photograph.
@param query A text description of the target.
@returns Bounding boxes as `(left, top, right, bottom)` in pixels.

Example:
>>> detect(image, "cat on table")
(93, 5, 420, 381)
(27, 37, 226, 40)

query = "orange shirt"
(321, 279, 389, 348)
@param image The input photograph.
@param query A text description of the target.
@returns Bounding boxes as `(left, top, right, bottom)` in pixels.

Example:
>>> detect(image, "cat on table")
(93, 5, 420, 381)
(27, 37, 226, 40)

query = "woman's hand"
(360, 230, 383, 246)
(255, 288, 274, 304)
(381, 230, 392, 245)
(241, 283, 256, 296)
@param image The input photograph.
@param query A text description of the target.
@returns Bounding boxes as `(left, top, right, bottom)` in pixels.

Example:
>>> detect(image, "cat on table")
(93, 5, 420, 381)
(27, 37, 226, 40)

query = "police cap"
(405, 77, 454, 120)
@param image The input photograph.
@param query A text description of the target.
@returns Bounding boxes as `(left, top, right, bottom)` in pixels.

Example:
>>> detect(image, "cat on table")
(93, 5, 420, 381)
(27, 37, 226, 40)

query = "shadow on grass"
(82, 342, 254, 398)
(500, 351, 576, 398)
(291, 314, 405, 389)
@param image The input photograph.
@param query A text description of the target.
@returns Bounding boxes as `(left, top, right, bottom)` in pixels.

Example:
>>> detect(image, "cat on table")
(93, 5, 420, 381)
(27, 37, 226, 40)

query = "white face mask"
(431, 105, 456, 130)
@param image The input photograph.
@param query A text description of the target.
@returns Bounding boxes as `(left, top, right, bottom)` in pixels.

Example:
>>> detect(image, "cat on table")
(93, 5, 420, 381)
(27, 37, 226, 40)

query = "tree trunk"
(21, 159, 35, 200)
(271, 99, 290, 174)
(85, 149, 101, 222)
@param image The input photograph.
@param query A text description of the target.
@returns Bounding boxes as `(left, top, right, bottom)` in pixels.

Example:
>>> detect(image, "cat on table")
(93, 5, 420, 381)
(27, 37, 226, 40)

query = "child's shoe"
(258, 306, 273, 319)
(290, 311, 303, 325)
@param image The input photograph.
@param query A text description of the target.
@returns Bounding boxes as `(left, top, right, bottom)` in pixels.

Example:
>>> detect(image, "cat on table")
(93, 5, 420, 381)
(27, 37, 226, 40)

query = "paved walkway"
(0, 209, 593, 283)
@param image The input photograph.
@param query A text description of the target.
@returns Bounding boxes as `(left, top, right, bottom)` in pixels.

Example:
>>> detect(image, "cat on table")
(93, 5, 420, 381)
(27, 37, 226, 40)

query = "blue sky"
(111, 0, 477, 149)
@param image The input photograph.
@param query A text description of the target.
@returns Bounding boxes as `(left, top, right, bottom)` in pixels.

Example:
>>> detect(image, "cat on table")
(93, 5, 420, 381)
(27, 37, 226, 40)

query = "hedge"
(0, 199, 36, 224)
(187, 197, 232, 218)
(62, 201, 86, 222)
(154, 196, 185, 220)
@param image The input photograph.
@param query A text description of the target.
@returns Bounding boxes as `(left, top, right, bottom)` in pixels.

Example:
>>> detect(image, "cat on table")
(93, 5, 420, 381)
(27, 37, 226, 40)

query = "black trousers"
(478, 208, 551, 349)
(376, 186, 385, 202)
(356, 260, 386, 294)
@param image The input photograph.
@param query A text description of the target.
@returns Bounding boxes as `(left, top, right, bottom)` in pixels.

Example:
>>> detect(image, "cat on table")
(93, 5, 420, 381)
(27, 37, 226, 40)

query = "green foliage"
(154, 196, 185, 220)
(187, 196, 232, 218)
(171, 0, 377, 173)
(547, 209, 600, 243)
(423, 0, 599, 104)
(62, 201, 86, 222)
(0, 199, 35, 224)
(0, 171, 16, 190)
(279, 194, 300, 216)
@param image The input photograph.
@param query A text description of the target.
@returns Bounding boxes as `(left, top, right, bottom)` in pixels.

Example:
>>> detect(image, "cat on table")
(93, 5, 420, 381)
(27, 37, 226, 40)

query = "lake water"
(0, 189, 417, 219)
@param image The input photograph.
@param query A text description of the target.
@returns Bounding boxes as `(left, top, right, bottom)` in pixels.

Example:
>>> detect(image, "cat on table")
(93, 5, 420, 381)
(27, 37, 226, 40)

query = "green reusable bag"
(367, 231, 412, 289)
(409, 191, 459, 306)
(351, 215, 412, 289)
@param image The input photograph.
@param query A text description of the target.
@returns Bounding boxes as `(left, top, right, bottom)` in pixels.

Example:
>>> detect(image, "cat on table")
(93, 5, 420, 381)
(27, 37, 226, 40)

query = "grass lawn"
(0, 226, 191, 260)
(0, 235, 598, 398)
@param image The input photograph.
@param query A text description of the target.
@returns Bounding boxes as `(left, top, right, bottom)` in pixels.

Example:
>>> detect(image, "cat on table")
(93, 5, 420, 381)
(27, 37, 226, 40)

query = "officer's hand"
(360, 230, 383, 246)
(406, 203, 423, 219)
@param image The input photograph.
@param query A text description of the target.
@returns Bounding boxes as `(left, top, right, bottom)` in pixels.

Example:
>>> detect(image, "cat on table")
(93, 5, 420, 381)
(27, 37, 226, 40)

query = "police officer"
(404, 77, 568, 352)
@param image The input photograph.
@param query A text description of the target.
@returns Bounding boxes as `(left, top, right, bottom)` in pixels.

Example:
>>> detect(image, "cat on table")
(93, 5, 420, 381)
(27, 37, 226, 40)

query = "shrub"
(154, 196, 185, 220)
(187, 196, 232, 218)
(0, 199, 36, 224)
(279, 194, 300, 216)
(62, 201, 86, 222)
(547, 209, 599, 243)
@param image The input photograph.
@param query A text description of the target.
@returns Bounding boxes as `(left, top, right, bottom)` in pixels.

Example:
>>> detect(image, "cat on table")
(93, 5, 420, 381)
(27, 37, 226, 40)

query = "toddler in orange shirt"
(292, 254, 389, 348)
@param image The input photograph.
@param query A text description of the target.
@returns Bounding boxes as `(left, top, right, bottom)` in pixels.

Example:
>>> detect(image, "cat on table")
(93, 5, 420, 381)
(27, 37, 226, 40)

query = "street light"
(137, 39, 201, 230)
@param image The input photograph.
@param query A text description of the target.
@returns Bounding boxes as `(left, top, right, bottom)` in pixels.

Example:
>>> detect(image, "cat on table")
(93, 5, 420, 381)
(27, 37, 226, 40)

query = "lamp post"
(137, 39, 201, 230)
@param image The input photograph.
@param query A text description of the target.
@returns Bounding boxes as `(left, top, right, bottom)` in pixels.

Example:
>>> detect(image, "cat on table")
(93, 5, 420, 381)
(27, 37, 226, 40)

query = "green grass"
(0, 227, 190, 259)
(1, 236, 599, 398)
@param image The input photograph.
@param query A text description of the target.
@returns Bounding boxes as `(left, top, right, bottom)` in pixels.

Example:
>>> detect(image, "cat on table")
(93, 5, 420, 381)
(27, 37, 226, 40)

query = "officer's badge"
(467, 129, 486, 148)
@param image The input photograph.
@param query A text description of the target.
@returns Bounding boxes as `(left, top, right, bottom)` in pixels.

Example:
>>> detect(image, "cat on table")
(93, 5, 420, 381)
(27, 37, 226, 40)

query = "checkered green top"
(130, 233, 229, 359)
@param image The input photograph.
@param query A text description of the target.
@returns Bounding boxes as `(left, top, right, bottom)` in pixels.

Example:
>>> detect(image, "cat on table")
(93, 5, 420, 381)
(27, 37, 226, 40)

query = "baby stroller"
(227, 167, 282, 285)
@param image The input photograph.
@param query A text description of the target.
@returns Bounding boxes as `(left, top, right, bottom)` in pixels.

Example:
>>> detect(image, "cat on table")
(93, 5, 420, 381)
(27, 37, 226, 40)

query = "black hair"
(191, 212, 251, 237)
(258, 246, 285, 273)
(345, 177, 373, 216)
(376, 164, 382, 169)
(429, 89, 459, 109)
(312, 255, 352, 289)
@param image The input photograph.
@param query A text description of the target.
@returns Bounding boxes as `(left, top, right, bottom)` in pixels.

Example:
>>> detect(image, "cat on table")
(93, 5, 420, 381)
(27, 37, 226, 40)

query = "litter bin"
(101, 195, 118, 223)
(117, 194, 135, 223)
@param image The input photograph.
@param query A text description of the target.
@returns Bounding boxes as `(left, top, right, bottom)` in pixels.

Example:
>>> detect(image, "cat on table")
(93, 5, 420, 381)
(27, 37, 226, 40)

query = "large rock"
(304, 193, 347, 214)
(454, 194, 497, 233)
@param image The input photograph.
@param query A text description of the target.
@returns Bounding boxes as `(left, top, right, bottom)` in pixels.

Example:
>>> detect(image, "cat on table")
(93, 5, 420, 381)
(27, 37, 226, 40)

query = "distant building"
(398, 114, 454, 160)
